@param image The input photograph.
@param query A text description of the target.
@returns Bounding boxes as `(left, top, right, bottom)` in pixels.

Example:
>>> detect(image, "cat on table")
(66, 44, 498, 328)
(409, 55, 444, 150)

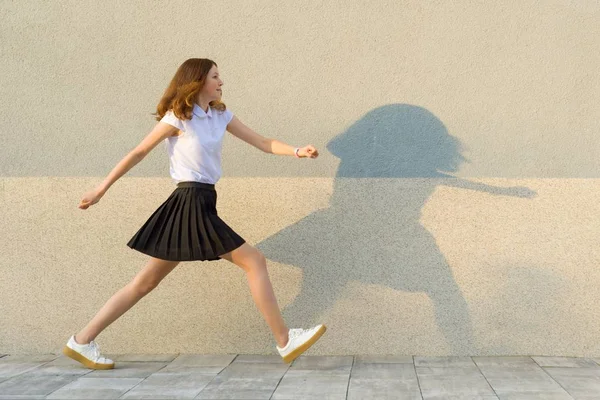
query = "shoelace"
(289, 328, 312, 340)
(88, 340, 100, 360)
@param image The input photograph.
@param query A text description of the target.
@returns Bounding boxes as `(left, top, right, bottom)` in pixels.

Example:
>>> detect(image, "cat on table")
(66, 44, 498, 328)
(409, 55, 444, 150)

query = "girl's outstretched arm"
(227, 116, 318, 158)
(79, 122, 178, 210)
(439, 174, 536, 199)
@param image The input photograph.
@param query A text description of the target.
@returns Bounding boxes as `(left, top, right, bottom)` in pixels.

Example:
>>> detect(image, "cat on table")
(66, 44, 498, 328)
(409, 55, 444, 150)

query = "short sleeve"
(223, 109, 234, 125)
(160, 110, 185, 132)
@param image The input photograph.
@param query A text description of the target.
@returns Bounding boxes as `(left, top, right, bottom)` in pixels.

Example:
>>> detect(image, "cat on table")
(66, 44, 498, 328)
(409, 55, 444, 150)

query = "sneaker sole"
(62, 346, 115, 370)
(282, 325, 327, 364)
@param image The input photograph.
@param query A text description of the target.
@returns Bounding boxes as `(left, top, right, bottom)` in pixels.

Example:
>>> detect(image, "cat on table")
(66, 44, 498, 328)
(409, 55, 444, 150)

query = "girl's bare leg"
(74, 257, 180, 344)
(220, 243, 290, 348)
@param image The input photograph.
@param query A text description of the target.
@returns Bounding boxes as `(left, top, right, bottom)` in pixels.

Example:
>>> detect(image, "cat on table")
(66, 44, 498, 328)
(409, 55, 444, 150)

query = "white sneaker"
(276, 324, 327, 363)
(62, 335, 115, 370)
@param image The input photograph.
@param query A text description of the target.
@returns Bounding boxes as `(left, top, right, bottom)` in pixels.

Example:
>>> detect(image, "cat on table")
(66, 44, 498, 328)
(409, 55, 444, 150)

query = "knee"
(131, 278, 159, 295)
(244, 249, 267, 273)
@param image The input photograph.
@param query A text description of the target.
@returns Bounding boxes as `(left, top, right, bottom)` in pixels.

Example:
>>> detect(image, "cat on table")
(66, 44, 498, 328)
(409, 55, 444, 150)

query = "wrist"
(294, 147, 301, 158)
(96, 183, 109, 196)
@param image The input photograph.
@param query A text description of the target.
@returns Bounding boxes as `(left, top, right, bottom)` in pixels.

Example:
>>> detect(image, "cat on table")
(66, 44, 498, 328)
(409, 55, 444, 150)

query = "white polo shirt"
(160, 104, 234, 185)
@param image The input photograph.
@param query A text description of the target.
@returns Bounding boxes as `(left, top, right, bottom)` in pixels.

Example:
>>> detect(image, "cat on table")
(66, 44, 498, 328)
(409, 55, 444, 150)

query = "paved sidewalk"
(0, 353, 599, 399)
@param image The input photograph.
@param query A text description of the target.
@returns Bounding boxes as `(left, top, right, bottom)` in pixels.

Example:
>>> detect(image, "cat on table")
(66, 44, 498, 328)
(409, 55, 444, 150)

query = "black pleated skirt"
(126, 181, 246, 261)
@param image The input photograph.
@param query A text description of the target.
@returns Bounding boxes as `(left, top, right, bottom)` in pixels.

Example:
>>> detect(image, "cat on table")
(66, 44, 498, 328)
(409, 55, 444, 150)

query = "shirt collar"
(193, 103, 212, 119)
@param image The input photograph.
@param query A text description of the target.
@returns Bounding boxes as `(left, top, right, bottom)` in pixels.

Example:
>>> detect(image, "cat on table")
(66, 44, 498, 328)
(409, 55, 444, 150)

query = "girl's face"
(200, 65, 223, 101)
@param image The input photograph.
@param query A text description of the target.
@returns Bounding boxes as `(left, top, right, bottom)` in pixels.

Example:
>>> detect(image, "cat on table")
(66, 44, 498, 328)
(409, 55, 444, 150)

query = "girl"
(62, 58, 326, 369)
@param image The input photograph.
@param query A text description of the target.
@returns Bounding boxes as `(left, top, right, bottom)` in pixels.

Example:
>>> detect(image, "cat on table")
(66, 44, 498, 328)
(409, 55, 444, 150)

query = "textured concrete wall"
(1, 1, 599, 356)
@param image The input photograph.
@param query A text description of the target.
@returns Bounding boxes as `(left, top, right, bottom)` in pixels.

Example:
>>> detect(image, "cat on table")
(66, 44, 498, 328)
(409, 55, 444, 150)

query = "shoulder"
(213, 107, 233, 116)
(160, 110, 187, 132)
(161, 109, 183, 121)
(214, 107, 234, 124)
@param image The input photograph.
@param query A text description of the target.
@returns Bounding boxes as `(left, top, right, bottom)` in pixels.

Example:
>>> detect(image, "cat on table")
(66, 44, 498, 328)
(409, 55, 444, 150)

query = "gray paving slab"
(289, 355, 354, 373)
(195, 376, 281, 399)
(271, 369, 350, 400)
(0, 362, 45, 381)
(473, 356, 539, 368)
(159, 364, 226, 375)
(195, 361, 288, 399)
(169, 354, 237, 367)
(497, 393, 573, 399)
(543, 367, 600, 400)
(0, 355, 59, 364)
(0, 372, 76, 397)
(355, 355, 414, 364)
(214, 361, 289, 379)
(84, 362, 168, 379)
(348, 378, 424, 400)
(45, 377, 143, 399)
(120, 369, 215, 399)
(233, 354, 283, 364)
(29, 356, 94, 377)
(105, 354, 179, 363)
(475, 358, 573, 399)
(351, 362, 418, 380)
(414, 356, 476, 368)
(419, 396, 498, 400)
(348, 363, 421, 400)
(415, 365, 497, 399)
(0, 354, 60, 382)
(532, 356, 600, 368)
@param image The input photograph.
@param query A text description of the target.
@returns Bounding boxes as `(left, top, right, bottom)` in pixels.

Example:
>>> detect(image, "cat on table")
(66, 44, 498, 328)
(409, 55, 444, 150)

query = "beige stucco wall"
(1, 1, 599, 356)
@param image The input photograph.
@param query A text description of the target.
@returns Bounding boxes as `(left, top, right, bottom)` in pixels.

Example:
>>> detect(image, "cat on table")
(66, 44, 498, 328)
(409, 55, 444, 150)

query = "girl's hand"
(298, 145, 319, 158)
(509, 186, 537, 198)
(79, 188, 104, 210)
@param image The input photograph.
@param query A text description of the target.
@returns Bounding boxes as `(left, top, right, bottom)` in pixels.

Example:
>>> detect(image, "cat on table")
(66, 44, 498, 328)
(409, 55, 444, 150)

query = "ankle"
(74, 334, 91, 345)
(276, 330, 289, 348)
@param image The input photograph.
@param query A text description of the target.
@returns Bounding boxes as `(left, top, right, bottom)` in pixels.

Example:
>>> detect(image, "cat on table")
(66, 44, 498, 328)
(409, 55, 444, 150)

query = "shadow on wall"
(257, 104, 537, 354)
